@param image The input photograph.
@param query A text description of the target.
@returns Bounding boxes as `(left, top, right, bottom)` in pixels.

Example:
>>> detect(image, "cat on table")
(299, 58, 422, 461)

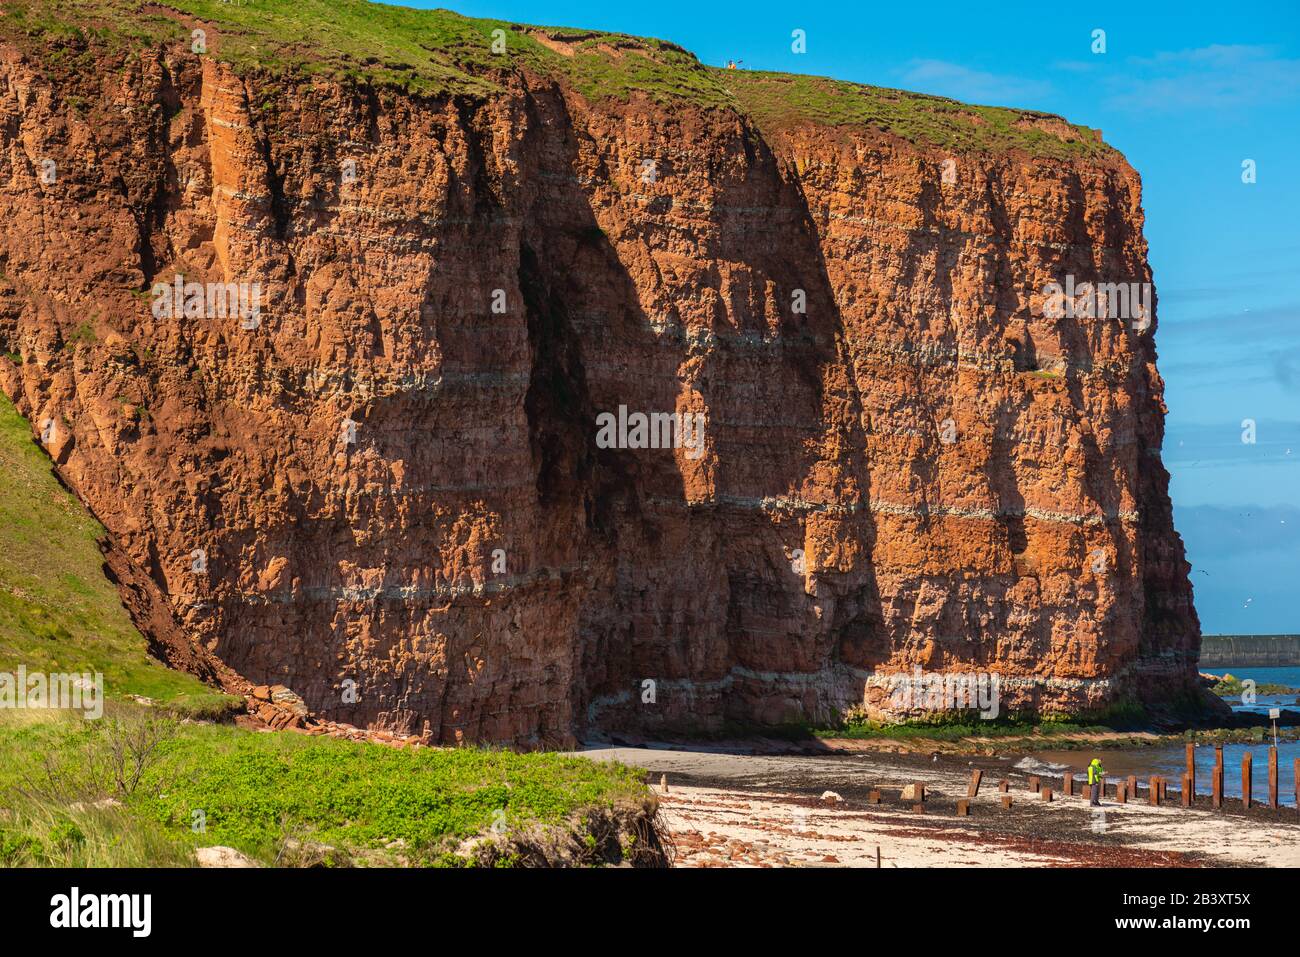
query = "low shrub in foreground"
(0, 709, 650, 866)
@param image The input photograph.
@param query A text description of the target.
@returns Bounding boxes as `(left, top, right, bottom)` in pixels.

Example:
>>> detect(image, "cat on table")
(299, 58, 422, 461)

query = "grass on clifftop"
(0, 708, 651, 867)
(0, 0, 733, 103)
(0, 392, 234, 715)
(722, 70, 1111, 159)
(0, 0, 1110, 158)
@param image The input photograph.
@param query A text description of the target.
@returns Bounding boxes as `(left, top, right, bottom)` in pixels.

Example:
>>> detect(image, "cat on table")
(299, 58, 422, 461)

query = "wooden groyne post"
(1186, 743, 1196, 798)
(1242, 752, 1253, 809)
(1268, 747, 1278, 808)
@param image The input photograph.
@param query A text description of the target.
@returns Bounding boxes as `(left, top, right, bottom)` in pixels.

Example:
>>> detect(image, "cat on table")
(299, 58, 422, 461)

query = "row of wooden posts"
(876, 746, 1296, 816)
(1175, 743, 1294, 810)
(965, 744, 1296, 810)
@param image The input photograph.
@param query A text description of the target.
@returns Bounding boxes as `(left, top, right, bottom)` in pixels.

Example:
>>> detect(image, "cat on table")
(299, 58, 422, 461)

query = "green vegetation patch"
(721, 70, 1114, 160)
(0, 0, 732, 104)
(0, 393, 234, 715)
(135, 723, 648, 859)
(820, 715, 1121, 744)
(0, 1, 1106, 157)
(0, 709, 650, 866)
(1208, 672, 1297, 698)
(807, 700, 1155, 749)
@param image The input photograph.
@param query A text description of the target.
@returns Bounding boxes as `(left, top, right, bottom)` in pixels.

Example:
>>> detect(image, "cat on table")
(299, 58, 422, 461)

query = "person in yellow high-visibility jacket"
(1087, 757, 1106, 806)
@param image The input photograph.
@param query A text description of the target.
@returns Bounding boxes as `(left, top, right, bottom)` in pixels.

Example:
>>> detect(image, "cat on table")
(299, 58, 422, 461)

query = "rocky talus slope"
(0, 2, 1205, 743)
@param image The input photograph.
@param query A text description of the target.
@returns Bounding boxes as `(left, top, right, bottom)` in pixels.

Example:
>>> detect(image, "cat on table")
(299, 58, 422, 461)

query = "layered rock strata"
(0, 9, 1204, 743)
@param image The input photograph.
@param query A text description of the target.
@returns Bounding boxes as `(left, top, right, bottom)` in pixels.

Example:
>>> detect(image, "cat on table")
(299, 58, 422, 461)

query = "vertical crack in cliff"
(132, 57, 187, 289)
(241, 77, 294, 260)
(518, 242, 600, 517)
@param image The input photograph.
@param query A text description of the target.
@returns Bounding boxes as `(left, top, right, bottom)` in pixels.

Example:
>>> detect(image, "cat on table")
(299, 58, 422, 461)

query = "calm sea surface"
(1027, 666, 1300, 806)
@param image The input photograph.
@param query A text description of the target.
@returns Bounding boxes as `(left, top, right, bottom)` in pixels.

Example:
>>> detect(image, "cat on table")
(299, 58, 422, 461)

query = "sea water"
(1027, 666, 1299, 807)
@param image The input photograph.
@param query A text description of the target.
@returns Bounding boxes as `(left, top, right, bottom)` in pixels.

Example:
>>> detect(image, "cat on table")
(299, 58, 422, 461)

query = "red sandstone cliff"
(0, 4, 1207, 743)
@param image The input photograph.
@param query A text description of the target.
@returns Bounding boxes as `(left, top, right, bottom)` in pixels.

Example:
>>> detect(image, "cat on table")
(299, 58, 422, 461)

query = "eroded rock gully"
(0, 43, 1205, 744)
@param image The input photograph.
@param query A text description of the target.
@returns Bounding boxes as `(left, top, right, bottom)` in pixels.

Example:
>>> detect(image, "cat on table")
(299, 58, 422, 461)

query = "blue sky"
(394, 1, 1300, 633)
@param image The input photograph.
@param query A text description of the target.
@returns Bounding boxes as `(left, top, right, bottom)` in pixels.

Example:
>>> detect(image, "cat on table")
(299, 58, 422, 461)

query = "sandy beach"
(580, 744, 1300, 868)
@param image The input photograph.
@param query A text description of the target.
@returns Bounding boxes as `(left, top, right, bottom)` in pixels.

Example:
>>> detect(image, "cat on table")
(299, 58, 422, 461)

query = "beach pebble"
(195, 846, 259, 868)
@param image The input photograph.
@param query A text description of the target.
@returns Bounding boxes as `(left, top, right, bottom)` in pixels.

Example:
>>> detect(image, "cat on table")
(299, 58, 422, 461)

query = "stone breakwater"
(1200, 636, 1300, 668)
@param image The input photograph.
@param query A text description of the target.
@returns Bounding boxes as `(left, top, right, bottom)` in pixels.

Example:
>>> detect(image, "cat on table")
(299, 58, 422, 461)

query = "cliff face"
(0, 4, 1202, 743)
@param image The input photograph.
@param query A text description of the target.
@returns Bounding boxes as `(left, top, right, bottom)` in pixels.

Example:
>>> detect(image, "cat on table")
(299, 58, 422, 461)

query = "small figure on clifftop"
(1088, 757, 1106, 806)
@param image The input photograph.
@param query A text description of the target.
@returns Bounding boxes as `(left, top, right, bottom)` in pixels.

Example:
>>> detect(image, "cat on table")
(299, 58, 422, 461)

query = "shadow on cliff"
(511, 83, 890, 737)
(512, 82, 696, 740)
(701, 129, 891, 725)
(720, 129, 892, 695)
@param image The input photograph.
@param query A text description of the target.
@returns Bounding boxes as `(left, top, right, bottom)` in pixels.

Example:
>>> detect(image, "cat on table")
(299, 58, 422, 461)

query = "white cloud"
(895, 59, 1052, 107)
(1105, 44, 1300, 111)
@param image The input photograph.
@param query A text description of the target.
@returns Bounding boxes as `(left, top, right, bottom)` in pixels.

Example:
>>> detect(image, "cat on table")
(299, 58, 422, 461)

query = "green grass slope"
(0, 711, 654, 867)
(134, 724, 650, 863)
(0, 0, 732, 102)
(722, 70, 1113, 159)
(0, 0, 1111, 158)
(0, 393, 232, 713)
(0, 393, 654, 868)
